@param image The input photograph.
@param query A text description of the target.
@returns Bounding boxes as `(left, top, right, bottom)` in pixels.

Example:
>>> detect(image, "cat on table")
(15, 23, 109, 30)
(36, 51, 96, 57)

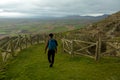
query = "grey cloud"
(0, 0, 120, 17)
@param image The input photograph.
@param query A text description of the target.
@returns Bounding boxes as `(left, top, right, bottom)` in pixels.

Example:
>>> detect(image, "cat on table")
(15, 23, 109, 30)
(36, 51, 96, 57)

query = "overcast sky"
(0, 0, 120, 18)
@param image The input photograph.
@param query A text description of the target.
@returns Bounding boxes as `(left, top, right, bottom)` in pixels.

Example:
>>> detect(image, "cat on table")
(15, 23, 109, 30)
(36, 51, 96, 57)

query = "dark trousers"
(48, 50, 55, 65)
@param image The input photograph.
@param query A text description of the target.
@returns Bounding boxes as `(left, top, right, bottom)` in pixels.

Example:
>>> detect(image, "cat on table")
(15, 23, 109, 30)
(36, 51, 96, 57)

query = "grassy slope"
(4, 43, 120, 80)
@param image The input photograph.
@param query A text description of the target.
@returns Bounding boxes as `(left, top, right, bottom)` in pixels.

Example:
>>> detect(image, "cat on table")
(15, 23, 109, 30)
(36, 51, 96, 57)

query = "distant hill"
(62, 14, 109, 20)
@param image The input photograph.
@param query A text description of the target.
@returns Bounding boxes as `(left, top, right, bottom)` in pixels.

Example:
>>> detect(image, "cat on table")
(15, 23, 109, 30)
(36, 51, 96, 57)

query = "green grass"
(2, 43, 120, 80)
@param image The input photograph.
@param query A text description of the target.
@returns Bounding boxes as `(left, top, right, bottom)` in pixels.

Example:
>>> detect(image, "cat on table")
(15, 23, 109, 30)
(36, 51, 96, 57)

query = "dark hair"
(49, 33, 53, 38)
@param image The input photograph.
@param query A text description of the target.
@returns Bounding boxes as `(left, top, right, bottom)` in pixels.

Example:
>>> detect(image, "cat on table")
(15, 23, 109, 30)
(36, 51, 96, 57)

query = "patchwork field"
(0, 18, 87, 36)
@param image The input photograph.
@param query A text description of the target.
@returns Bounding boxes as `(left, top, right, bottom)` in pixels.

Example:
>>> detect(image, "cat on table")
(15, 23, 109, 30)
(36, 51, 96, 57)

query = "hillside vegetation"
(87, 11, 120, 38)
(65, 11, 120, 39)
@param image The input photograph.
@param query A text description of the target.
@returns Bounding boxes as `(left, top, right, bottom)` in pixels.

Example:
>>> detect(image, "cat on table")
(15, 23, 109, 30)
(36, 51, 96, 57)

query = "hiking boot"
(49, 64, 53, 67)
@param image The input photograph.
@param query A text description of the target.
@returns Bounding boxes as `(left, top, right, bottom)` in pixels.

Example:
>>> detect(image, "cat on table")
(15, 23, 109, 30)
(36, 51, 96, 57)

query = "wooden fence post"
(18, 35, 22, 51)
(30, 34, 33, 45)
(95, 41, 99, 61)
(98, 32, 102, 59)
(10, 38, 15, 57)
(62, 39, 65, 53)
(71, 40, 74, 56)
(37, 34, 40, 44)
(25, 35, 28, 48)
(0, 50, 3, 63)
(95, 32, 101, 61)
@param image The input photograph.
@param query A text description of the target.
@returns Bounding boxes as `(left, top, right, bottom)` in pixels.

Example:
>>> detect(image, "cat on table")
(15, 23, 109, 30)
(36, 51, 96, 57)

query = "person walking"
(45, 33, 58, 67)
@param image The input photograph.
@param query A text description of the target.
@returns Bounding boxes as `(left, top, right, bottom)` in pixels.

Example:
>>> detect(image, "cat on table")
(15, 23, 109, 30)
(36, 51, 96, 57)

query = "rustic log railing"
(0, 34, 45, 62)
(62, 37, 120, 61)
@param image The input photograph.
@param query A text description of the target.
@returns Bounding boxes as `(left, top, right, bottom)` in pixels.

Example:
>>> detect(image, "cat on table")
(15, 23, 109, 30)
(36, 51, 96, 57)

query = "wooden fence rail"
(0, 34, 45, 62)
(62, 37, 120, 61)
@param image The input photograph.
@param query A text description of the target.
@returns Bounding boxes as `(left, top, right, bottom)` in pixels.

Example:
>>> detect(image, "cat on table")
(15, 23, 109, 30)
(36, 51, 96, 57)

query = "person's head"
(49, 33, 54, 38)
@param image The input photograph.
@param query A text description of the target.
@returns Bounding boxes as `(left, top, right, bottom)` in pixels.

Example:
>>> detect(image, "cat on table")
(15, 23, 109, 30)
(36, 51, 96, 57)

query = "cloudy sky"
(0, 0, 120, 18)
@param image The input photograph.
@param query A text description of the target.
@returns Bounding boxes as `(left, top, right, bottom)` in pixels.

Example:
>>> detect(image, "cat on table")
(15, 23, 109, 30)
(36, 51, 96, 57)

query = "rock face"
(89, 11, 120, 38)
(67, 11, 120, 40)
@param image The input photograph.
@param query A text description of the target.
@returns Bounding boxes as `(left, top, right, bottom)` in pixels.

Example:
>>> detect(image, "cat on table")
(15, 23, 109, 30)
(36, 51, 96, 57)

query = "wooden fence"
(62, 37, 120, 61)
(0, 34, 45, 62)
